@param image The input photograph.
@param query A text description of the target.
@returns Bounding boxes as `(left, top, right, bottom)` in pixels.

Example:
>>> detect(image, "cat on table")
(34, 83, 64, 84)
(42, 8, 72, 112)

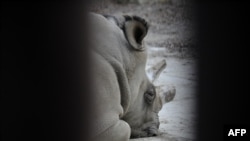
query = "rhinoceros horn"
(147, 59, 176, 104)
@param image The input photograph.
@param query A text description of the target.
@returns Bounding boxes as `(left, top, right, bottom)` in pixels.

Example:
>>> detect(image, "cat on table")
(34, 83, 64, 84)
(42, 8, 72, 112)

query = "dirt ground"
(90, 1, 198, 140)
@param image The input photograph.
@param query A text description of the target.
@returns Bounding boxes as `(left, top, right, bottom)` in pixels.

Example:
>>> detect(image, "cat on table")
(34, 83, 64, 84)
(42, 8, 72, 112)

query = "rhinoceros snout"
(148, 131, 158, 137)
(145, 127, 159, 137)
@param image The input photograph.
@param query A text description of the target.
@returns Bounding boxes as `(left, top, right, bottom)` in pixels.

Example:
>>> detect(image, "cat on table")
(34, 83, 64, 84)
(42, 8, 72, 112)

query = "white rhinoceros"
(89, 13, 174, 141)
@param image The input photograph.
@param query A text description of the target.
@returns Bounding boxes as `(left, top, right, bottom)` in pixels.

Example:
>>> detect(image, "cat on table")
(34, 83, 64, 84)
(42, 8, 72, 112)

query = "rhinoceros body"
(89, 13, 167, 141)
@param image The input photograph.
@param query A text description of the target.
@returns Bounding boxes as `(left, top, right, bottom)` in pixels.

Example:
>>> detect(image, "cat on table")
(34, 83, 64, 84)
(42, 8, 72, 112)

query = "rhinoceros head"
(122, 79, 165, 138)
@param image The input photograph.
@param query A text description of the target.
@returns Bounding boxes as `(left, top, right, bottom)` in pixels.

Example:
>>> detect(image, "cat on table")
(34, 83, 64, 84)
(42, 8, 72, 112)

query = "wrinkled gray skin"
(89, 13, 166, 141)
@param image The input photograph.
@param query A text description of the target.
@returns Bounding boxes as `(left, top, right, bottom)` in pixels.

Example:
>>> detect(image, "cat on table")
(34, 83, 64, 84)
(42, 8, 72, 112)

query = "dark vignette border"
(1, 1, 250, 141)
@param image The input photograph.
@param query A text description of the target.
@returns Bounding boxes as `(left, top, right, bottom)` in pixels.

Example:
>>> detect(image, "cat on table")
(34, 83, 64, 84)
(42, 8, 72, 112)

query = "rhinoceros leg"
(95, 120, 131, 141)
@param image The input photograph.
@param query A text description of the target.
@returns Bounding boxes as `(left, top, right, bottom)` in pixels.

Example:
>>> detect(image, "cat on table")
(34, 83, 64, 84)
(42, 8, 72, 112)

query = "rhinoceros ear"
(122, 15, 149, 51)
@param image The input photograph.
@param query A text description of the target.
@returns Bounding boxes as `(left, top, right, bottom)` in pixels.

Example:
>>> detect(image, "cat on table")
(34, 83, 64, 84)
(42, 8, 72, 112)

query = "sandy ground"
(90, 1, 198, 140)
